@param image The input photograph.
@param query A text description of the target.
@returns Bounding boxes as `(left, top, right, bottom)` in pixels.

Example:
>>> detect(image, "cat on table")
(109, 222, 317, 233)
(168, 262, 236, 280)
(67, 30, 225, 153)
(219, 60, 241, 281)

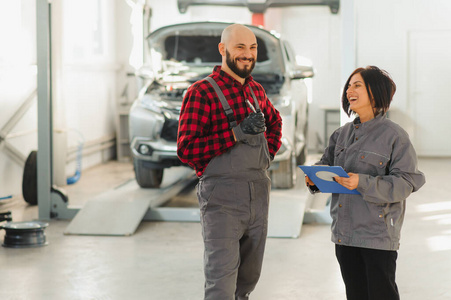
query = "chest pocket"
(333, 144, 346, 167)
(357, 151, 390, 176)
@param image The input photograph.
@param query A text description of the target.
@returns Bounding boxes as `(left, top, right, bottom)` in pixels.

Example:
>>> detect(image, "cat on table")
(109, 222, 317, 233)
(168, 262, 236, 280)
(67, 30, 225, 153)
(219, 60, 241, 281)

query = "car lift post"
(36, 0, 77, 220)
(35, 0, 198, 224)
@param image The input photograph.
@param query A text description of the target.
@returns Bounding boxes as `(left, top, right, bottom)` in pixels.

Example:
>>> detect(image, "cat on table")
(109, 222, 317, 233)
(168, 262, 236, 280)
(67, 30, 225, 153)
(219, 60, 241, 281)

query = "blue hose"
(0, 195, 13, 200)
(66, 140, 83, 185)
(66, 169, 81, 185)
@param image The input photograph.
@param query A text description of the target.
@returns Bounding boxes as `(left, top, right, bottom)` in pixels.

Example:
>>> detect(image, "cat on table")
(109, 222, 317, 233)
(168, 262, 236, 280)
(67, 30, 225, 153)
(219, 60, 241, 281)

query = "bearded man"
(177, 24, 283, 299)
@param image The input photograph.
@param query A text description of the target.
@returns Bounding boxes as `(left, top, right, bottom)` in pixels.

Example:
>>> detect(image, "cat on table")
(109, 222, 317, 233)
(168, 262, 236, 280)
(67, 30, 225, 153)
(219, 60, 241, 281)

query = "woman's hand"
(334, 172, 359, 190)
(305, 175, 315, 187)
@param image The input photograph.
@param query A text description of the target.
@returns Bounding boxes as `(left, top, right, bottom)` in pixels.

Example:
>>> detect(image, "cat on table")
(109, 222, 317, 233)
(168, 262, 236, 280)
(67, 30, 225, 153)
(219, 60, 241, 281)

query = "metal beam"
(0, 89, 37, 166)
(0, 89, 37, 140)
(36, 0, 74, 220)
(36, 0, 52, 219)
(0, 141, 27, 166)
(178, 0, 340, 14)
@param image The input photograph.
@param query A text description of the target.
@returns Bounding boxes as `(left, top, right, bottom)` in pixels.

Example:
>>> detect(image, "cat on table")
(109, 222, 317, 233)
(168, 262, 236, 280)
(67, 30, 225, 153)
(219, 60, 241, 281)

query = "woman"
(306, 66, 425, 300)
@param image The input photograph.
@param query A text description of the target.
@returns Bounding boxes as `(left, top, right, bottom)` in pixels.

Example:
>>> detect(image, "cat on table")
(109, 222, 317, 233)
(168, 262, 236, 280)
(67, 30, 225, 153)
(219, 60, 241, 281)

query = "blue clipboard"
(298, 165, 360, 194)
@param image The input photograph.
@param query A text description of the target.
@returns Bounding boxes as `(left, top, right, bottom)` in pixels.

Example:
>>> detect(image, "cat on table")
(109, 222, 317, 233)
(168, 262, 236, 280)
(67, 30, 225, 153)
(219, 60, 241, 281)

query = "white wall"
(275, 6, 342, 151)
(0, 0, 121, 197)
(0, 0, 37, 198)
(354, 0, 451, 156)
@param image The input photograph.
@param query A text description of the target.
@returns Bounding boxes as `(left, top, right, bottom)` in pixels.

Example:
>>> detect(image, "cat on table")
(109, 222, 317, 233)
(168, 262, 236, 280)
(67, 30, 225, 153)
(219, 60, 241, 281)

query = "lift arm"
(177, 0, 340, 14)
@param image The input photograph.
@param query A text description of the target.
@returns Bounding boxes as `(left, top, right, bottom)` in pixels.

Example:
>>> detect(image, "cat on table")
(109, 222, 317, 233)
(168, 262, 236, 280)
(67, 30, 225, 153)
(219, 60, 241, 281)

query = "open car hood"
(146, 22, 286, 81)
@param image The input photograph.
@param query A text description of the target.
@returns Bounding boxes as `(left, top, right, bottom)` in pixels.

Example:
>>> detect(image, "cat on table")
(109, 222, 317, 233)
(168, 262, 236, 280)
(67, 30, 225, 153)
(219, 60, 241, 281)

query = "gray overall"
(198, 77, 271, 300)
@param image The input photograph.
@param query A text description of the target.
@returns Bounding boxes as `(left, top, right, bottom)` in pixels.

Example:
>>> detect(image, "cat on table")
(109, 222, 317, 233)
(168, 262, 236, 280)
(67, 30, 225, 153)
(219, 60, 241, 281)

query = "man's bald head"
(221, 24, 256, 45)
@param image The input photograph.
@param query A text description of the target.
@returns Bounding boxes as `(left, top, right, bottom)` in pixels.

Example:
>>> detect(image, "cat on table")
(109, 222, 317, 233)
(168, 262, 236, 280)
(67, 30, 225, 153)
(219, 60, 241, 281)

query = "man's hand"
(334, 172, 359, 190)
(238, 112, 266, 135)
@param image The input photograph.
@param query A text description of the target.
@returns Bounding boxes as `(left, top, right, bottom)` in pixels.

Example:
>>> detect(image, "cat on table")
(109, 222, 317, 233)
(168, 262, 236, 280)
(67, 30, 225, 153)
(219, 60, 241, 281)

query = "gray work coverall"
(198, 77, 271, 300)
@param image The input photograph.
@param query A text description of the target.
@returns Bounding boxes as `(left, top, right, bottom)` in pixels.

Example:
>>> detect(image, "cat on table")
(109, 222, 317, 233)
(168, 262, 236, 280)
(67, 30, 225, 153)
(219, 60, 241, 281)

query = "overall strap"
(248, 87, 261, 112)
(204, 76, 237, 128)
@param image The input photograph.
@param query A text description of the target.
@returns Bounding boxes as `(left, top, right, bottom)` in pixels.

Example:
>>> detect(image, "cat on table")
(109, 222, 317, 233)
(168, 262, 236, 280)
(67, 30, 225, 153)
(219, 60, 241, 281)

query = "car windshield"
(147, 23, 285, 84)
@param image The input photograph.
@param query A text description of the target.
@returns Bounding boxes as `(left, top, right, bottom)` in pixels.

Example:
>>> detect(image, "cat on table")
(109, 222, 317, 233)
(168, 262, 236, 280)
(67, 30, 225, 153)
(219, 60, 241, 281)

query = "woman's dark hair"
(341, 66, 396, 117)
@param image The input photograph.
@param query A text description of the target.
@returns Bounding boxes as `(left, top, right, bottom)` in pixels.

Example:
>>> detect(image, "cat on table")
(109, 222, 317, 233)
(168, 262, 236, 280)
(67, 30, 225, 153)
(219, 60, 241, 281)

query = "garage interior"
(1, 0, 451, 299)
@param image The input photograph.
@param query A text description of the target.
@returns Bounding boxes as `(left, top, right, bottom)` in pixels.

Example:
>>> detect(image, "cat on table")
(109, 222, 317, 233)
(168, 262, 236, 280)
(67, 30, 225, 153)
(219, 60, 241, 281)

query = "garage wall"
(0, 0, 120, 198)
(0, 1, 37, 199)
(274, 6, 341, 152)
(57, 0, 118, 174)
(354, 0, 451, 156)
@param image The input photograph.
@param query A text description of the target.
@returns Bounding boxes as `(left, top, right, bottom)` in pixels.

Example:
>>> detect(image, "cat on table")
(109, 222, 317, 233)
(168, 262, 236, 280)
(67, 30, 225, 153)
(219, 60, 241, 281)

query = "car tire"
(133, 158, 164, 188)
(295, 111, 308, 166)
(271, 151, 296, 189)
(22, 150, 38, 205)
(296, 145, 308, 166)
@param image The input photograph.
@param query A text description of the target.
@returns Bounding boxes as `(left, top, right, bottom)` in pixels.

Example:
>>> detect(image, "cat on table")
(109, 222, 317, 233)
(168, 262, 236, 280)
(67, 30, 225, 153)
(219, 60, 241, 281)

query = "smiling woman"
(305, 66, 425, 300)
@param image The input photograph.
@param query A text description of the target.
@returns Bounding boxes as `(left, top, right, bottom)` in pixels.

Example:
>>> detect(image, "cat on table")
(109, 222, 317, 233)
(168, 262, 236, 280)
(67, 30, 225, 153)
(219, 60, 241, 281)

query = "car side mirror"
(291, 65, 315, 79)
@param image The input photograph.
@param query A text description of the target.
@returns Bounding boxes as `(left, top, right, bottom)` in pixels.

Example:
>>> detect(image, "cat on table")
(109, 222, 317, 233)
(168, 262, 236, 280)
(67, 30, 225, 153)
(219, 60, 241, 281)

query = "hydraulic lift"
(35, 0, 200, 236)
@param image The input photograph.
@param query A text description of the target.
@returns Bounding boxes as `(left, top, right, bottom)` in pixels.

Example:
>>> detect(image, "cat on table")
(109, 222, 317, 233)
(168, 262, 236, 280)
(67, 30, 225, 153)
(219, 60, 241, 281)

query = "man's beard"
(226, 49, 255, 79)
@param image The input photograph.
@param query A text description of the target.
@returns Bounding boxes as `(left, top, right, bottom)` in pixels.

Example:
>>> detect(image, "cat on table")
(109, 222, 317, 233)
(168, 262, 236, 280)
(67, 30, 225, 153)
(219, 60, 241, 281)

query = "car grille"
(161, 118, 179, 142)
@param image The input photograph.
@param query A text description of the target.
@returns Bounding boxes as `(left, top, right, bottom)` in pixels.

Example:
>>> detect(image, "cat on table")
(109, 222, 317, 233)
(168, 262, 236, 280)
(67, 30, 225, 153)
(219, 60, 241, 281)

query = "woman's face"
(346, 73, 374, 118)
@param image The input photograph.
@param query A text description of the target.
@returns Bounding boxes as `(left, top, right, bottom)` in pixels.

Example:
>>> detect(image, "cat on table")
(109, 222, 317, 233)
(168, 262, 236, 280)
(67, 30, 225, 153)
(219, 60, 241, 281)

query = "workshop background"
(1, 0, 450, 196)
(1, 0, 451, 299)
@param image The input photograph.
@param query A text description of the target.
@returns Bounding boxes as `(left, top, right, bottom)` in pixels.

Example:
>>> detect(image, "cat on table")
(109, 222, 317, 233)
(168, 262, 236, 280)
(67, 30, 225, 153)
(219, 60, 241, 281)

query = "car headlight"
(140, 93, 168, 114)
(269, 94, 291, 108)
(269, 94, 292, 115)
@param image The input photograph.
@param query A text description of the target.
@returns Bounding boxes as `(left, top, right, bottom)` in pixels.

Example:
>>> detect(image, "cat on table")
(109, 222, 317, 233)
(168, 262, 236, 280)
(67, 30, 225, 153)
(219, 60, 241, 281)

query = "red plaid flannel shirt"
(177, 66, 282, 177)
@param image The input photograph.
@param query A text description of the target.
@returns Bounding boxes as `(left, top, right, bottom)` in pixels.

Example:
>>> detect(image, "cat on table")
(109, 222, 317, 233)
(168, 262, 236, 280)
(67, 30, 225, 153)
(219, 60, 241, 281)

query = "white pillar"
(340, 0, 356, 125)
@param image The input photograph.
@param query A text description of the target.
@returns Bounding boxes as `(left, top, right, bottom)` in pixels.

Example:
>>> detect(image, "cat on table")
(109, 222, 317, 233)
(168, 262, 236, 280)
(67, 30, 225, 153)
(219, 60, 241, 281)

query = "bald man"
(177, 24, 282, 299)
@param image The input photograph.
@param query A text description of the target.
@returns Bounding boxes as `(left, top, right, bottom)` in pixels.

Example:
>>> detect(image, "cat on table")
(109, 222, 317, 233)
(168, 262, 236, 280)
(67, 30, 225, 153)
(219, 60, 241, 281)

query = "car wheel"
(271, 151, 296, 189)
(22, 150, 38, 205)
(295, 110, 308, 166)
(296, 145, 308, 166)
(133, 158, 164, 188)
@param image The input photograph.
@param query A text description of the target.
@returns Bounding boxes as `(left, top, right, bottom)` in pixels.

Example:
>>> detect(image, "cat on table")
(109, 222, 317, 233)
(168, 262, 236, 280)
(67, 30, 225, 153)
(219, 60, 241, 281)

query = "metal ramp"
(64, 167, 197, 236)
(267, 190, 307, 238)
(64, 170, 316, 238)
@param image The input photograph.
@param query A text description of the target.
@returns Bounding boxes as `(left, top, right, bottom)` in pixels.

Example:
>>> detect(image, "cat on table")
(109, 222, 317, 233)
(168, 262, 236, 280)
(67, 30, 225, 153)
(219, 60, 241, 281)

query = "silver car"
(129, 21, 314, 189)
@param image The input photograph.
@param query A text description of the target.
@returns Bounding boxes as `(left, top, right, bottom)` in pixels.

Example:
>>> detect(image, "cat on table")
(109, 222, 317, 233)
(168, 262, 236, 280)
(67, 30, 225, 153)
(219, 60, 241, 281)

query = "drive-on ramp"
(64, 167, 197, 236)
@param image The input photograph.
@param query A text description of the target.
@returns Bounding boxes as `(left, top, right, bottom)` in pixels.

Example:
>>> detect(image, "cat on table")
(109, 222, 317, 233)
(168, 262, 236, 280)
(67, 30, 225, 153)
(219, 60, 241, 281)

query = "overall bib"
(198, 77, 271, 300)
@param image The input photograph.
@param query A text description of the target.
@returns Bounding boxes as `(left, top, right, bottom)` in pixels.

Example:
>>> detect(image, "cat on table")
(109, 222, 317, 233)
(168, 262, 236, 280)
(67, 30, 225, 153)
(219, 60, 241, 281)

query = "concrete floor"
(0, 157, 450, 300)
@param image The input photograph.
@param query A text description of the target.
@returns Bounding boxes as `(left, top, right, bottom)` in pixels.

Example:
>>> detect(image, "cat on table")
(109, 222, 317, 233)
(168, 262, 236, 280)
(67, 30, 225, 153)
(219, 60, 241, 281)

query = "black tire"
(296, 145, 308, 166)
(271, 151, 296, 189)
(133, 158, 164, 188)
(295, 108, 309, 166)
(22, 150, 38, 205)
